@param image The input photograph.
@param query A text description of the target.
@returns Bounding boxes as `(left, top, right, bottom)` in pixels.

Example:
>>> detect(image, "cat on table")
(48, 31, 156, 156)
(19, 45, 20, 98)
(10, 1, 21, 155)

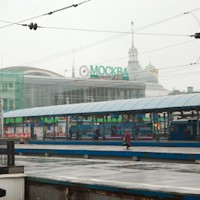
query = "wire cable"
(184, 12, 200, 30)
(22, 37, 195, 67)
(29, 25, 191, 37)
(0, 18, 192, 37)
(0, 0, 91, 29)
(135, 7, 200, 32)
(93, 39, 195, 66)
(21, 33, 129, 66)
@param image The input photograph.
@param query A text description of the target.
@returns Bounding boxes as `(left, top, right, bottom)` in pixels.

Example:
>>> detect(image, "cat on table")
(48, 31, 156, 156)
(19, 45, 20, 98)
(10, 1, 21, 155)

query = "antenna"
(131, 21, 134, 47)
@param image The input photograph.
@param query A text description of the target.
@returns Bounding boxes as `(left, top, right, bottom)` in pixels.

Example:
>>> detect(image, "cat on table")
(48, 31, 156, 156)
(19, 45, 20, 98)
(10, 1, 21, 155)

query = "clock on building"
(79, 65, 89, 77)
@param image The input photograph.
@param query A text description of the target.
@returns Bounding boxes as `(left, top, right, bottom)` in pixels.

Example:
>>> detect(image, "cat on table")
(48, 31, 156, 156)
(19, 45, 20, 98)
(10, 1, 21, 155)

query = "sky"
(0, 0, 200, 92)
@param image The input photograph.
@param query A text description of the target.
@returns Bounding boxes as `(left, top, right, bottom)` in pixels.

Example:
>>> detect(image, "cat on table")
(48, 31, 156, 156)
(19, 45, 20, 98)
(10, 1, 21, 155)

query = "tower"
(128, 21, 138, 62)
(127, 21, 142, 81)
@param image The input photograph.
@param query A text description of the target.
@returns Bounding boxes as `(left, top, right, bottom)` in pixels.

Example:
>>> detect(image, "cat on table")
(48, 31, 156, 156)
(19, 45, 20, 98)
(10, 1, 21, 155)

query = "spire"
(131, 21, 134, 48)
(128, 21, 138, 62)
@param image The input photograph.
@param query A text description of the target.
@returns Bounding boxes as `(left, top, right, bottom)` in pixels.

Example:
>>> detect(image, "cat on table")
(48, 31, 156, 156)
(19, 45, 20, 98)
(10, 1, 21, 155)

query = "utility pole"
(72, 50, 75, 78)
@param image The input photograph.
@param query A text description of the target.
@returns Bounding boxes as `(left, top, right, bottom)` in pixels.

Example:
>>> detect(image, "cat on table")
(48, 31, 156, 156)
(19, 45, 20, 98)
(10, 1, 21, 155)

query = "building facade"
(0, 38, 168, 111)
(126, 36, 168, 97)
(0, 66, 146, 110)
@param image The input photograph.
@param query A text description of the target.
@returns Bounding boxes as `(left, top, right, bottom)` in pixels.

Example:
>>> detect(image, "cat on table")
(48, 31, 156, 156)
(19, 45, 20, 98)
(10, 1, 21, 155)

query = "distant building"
(0, 66, 146, 111)
(169, 86, 199, 95)
(0, 36, 168, 111)
(127, 36, 168, 97)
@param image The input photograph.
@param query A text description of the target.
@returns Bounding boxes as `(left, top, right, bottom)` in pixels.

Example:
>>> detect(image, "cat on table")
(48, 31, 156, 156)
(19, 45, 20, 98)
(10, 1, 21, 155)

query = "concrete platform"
(29, 140, 200, 147)
(16, 156, 200, 199)
(15, 144, 200, 163)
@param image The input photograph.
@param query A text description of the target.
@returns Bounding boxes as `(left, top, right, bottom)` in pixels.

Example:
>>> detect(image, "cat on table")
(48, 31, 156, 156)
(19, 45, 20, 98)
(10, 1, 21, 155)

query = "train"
(170, 119, 198, 140)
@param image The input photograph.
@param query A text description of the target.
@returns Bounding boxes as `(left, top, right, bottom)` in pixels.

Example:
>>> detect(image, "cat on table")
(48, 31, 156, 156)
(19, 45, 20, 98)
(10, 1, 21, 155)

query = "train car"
(170, 119, 197, 140)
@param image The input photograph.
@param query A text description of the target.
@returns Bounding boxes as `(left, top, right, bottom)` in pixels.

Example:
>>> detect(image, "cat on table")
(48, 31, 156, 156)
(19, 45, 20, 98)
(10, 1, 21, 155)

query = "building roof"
(1, 66, 64, 78)
(145, 63, 157, 71)
(4, 93, 200, 118)
(128, 46, 138, 54)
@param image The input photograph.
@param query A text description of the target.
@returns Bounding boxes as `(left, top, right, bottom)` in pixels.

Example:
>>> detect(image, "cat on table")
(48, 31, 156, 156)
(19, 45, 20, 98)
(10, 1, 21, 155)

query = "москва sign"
(79, 65, 129, 80)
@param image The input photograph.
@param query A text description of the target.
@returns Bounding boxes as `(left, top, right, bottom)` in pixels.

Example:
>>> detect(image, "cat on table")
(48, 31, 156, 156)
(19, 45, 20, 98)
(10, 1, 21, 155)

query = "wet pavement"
(16, 155, 200, 196)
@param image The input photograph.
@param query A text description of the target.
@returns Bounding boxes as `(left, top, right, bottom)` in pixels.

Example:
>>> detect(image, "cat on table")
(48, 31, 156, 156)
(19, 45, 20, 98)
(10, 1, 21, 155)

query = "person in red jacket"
(124, 129, 131, 149)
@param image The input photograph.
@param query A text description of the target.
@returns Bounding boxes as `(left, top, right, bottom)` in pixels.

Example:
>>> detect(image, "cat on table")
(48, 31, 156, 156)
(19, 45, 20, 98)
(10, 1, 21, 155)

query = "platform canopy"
(4, 93, 200, 118)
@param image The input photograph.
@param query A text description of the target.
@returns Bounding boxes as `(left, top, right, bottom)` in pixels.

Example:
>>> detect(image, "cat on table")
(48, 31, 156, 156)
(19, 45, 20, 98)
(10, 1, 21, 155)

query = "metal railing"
(0, 139, 18, 167)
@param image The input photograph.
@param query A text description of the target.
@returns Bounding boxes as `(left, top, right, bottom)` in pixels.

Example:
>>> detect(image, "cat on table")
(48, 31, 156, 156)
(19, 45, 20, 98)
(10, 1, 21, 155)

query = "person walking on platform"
(124, 129, 131, 150)
(93, 128, 100, 140)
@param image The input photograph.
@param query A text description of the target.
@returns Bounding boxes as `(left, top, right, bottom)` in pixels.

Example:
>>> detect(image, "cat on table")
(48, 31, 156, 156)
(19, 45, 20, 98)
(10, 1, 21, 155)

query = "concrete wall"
(0, 173, 25, 200)
(25, 180, 154, 200)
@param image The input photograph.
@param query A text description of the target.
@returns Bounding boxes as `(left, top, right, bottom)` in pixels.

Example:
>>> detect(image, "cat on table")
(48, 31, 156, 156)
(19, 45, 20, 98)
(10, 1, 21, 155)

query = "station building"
(0, 41, 168, 111)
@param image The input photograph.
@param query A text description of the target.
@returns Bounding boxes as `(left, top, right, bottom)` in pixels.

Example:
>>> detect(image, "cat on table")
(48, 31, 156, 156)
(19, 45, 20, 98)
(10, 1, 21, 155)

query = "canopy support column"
(76, 115, 79, 140)
(42, 117, 46, 140)
(22, 117, 25, 135)
(14, 118, 16, 137)
(167, 112, 171, 140)
(197, 109, 200, 141)
(65, 115, 69, 140)
(163, 113, 166, 138)
(53, 116, 56, 140)
(132, 113, 136, 140)
(92, 114, 95, 138)
(102, 115, 105, 140)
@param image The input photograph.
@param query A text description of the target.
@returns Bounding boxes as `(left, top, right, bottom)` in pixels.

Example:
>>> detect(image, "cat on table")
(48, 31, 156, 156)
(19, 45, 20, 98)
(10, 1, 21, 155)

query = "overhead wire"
(0, 17, 193, 38)
(26, 25, 191, 37)
(21, 35, 195, 66)
(1, 5, 199, 32)
(15, 8, 200, 65)
(20, 37, 199, 85)
(133, 7, 200, 32)
(0, 0, 91, 29)
(93, 39, 195, 66)
(0, 5, 198, 66)
(0, 5, 200, 89)
(21, 32, 130, 65)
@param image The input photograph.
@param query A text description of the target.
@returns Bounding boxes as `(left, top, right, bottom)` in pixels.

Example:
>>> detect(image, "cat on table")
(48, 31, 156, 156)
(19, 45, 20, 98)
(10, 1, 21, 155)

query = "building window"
(3, 84, 7, 91)
(9, 100, 14, 110)
(8, 83, 14, 89)
(3, 99, 8, 110)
